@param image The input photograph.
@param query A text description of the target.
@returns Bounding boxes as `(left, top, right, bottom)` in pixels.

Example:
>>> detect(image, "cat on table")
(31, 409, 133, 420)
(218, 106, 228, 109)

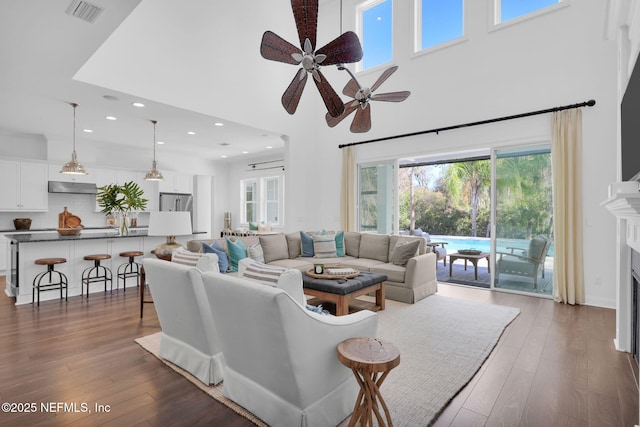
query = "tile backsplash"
(0, 193, 150, 231)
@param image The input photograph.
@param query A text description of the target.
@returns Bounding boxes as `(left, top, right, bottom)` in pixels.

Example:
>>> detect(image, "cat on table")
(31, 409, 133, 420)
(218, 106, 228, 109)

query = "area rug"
(135, 295, 519, 427)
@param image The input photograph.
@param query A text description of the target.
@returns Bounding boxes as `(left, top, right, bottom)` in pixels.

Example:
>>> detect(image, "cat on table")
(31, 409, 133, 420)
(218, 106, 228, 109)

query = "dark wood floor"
(0, 277, 636, 426)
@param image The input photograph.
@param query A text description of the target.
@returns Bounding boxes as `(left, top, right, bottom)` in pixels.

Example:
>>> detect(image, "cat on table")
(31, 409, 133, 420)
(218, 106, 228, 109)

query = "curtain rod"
(338, 99, 596, 149)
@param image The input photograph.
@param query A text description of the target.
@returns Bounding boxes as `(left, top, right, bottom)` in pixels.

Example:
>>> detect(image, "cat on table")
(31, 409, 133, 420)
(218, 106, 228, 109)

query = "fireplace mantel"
(601, 190, 640, 353)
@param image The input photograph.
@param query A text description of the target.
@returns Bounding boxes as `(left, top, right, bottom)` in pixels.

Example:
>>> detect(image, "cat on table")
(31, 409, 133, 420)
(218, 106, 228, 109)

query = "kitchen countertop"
(0, 226, 148, 233)
(6, 229, 208, 243)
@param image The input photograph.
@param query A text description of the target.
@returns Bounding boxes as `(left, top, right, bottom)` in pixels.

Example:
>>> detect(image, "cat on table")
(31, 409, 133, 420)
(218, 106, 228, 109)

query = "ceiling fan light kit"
(260, 0, 410, 133)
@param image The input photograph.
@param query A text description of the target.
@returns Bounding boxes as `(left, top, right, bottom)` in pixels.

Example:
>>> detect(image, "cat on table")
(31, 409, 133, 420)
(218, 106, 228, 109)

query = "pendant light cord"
(71, 102, 78, 154)
(151, 120, 157, 161)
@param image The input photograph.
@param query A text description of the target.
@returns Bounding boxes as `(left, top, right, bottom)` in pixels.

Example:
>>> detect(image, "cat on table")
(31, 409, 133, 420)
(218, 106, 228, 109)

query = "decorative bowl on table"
(56, 227, 83, 236)
(458, 249, 482, 255)
(13, 218, 32, 230)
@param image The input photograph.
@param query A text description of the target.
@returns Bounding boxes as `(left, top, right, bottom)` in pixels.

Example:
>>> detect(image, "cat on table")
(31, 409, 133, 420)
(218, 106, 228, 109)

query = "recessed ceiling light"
(83, 129, 93, 133)
(157, 141, 165, 145)
(221, 155, 227, 158)
(242, 151, 249, 154)
(103, 95, 119, 101)
(132, 102, 145, 108)
(105, 116, 117, 121)
(214, 122, 224, 127)
(187, 131, 196, 135)
(266, 146, 273, 149)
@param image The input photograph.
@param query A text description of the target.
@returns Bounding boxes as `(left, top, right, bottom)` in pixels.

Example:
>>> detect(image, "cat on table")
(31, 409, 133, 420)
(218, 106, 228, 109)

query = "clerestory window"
(358, 0, 393, 71)
(495, 0, 563, 25)
(415, 0, 464, 52)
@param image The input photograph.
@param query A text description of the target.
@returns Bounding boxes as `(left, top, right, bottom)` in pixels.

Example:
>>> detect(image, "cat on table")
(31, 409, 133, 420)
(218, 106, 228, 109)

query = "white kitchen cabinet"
(158, 171, 193, 194)
(0, 160, 48, 211)
(0, 234, 7, 273)
(93, 169, 157, 212)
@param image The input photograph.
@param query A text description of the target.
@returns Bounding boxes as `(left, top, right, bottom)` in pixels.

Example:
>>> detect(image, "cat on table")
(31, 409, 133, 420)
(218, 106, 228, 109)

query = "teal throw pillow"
(249, 221, 259, 231)
(226, 238, 248, 272)
(335, 231, 345, 257)
(202, 241, 229, 273)
(300, 231, 314, 257)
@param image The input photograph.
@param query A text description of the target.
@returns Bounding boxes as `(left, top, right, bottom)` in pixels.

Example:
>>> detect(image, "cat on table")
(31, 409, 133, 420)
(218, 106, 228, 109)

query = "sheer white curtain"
(551, 109, 584, 304)
(341, 146, 355, 231)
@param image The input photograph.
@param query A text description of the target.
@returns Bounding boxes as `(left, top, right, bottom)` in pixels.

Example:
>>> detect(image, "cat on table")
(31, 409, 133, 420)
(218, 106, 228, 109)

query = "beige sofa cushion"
(286, 232, 302, 259)
(259, 234, 289, 263)
(268, 258, 315, 271)
(371, 263, 406, 284)
(344, 232, 361, 257)
(338, 258, 386, 271)
(358, 234, 390, 263)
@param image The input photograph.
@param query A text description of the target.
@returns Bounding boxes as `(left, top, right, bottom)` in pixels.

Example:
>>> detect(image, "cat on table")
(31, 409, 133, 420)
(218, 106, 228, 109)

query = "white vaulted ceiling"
(0, 0, 318, 161)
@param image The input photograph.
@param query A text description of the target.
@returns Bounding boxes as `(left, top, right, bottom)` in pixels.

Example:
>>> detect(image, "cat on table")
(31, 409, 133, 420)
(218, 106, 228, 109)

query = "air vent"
(65, 0, 104, 23)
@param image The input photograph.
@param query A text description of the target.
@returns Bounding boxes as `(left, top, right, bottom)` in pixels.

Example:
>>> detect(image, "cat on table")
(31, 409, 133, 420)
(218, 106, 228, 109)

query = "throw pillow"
(259, 234, 289, 263)
(247, 243, 265, 263)
(305, 304, 331, 315)
(202, 241, 229, 273)
(249, 221, 259, 231)
(411, 228, 424, 236)
(242, 261, 287, 287)
(286, 232, 302, 258)
(226, 238, 248, 272)
(390, 239, 422, 266)
(335, 230, 345, 257)
(312, 233, 337, 258)
(171, 247, 201, 267)
(300, 231, 315, 257)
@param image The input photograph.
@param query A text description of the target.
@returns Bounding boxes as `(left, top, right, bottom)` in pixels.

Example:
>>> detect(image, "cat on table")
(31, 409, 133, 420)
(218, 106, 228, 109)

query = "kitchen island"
(5, 230, 173, 305)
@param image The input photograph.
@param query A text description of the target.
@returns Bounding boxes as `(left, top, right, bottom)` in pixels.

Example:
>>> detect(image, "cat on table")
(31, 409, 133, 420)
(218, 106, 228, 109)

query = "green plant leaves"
(96, 181, 148, 214)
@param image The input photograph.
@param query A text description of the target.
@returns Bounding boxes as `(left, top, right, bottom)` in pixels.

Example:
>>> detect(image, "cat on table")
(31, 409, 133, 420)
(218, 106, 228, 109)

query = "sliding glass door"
(358, 162, 396, 234)
(492, 146, 554, 296)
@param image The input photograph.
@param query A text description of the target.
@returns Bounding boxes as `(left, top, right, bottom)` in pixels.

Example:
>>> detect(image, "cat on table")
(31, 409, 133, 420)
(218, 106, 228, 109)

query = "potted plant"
(96, 181, 148, 235)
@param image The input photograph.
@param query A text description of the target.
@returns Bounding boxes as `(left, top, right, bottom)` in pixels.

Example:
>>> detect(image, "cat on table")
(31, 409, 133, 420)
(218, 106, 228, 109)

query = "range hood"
(48, 181, 97, 194)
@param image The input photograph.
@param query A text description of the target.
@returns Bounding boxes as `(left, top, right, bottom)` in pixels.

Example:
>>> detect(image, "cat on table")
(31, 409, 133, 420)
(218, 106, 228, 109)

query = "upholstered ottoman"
(302, 271, 387, 316)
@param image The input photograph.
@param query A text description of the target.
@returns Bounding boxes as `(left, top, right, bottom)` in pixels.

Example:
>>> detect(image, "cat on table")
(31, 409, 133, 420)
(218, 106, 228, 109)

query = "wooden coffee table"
(337, 337, 400, 427)
(448, 251, 490, 280)
(302, 271, 387, 316)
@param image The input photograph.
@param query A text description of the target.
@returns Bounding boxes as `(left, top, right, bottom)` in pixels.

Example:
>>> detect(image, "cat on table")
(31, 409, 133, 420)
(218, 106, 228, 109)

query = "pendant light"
(60, 103, 87, 175)
(144, 120, 164, 181)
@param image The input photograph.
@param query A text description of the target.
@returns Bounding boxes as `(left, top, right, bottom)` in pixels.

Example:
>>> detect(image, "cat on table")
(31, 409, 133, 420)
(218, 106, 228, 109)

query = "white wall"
(280, 0, 617, 307)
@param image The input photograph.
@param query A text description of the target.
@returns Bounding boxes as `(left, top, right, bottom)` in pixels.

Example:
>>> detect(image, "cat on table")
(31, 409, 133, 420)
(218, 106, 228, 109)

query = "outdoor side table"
(337, 337, 400, 427)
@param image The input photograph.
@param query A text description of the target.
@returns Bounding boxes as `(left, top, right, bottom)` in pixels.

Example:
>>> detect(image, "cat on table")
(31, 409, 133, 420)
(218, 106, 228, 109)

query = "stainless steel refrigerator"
(159, 192, 194, 225)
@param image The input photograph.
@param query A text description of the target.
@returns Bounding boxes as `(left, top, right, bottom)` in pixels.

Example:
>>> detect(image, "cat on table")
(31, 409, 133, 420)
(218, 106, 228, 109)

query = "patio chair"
(496, 234, 552, 289)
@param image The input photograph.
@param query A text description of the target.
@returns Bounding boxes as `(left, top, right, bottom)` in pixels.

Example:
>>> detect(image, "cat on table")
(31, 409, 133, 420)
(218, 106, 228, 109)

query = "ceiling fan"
(260, 0, 363, 118)
(326, 65, 411, 133)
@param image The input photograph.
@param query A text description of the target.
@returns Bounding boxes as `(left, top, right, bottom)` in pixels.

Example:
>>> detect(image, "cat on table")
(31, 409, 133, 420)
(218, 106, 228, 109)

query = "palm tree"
(444, 160, 491, 237)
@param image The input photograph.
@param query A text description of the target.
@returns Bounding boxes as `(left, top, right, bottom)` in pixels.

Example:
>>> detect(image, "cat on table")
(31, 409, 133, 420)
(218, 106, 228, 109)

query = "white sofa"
(200, 270, 379, 427)
(142, 257, 225, 385)
(188, 231, 438, 304)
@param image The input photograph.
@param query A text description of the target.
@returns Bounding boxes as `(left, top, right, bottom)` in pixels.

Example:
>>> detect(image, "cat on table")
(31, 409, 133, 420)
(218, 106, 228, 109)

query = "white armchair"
(142, 258, 225, 385)
(199, 271, 379, 427)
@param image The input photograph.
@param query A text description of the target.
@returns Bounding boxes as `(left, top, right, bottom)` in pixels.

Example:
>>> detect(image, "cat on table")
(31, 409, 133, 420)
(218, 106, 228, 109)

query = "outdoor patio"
(435, 255, 553, 296)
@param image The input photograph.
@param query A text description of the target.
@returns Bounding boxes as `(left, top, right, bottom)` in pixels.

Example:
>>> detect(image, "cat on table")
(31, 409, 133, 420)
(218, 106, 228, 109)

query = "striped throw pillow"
(242, 262, 287, 287)
(171, 247, 202, 267)
(312, 233, 337, 258)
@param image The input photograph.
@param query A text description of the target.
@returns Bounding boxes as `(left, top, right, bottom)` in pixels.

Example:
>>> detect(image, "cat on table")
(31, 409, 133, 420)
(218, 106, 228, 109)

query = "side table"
(337, 337, 400, 427)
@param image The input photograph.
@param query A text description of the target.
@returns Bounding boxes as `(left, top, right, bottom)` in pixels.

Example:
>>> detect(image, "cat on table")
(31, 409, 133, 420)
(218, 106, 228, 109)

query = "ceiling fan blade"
(342, 78, 360, 98)
(316, 31, 363, 65)
(291, 0, 318, 50)
(326, 102, 358, 128)
(371, 65, 399, 92)
(281, 70, 308, 115)
(371, 91, 411, 102)
(312, 69, 345, 117)
(260, 31, 301, 65)
(350, 104, 371, 133)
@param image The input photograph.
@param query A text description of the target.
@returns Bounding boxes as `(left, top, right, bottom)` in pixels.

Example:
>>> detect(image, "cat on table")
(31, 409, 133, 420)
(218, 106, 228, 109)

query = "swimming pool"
(430, 235, 554, 256)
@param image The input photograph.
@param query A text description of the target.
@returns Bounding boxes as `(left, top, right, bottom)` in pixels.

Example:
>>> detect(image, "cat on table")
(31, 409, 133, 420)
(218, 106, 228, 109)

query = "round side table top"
(337, 337, 400, 373)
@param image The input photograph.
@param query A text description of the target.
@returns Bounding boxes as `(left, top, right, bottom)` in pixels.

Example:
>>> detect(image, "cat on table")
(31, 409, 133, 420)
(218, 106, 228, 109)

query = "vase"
(119, 212, 129, 236)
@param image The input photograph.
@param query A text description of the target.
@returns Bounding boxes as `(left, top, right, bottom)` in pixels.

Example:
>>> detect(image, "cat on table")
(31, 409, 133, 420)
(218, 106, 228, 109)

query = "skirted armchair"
(198, 270, 379, 427)
(142, 258, 225, 385)
(496, 234, 552, 289)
